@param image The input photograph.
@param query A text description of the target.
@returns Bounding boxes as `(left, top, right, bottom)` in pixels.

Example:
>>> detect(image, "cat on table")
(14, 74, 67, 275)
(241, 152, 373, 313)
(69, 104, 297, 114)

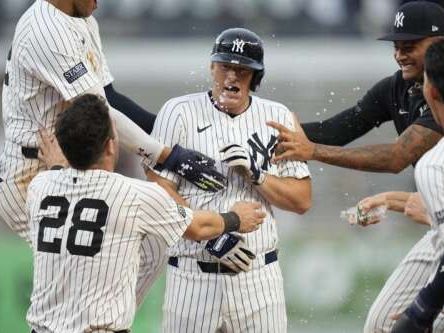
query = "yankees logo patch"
(63, 62, 88, 84)
(248, 133, 277, 171)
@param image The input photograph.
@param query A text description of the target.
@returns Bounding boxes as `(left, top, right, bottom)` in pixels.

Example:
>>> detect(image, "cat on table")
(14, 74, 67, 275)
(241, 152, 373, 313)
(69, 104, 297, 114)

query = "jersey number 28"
(37, 196, 109, 257)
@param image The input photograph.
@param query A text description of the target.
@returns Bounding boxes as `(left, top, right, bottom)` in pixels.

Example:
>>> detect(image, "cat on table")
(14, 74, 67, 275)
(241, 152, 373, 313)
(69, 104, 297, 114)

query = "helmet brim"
(211, 53, 264, 71)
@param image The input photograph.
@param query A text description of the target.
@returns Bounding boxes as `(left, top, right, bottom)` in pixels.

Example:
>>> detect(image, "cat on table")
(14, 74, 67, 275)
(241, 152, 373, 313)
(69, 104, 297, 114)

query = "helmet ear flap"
(250, 70, 264, 92)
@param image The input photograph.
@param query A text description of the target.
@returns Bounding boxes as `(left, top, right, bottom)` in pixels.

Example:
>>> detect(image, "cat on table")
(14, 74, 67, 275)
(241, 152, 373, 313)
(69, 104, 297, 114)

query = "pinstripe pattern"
(26, 168, 192, 333)
(364, 139, 444, 333)
(0, 0, 113, 239)
(152, 91, 309, 332)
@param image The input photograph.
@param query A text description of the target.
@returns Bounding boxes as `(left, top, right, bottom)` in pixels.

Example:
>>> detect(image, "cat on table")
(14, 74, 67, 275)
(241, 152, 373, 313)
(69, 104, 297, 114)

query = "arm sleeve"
(278, 110, 311, 179)
(104, 84, 157, 134)
(302, 76, 394, 146)
(136, 182, 193, 247)
(150, 99, 186, 185)
(26, 22, 100, 101)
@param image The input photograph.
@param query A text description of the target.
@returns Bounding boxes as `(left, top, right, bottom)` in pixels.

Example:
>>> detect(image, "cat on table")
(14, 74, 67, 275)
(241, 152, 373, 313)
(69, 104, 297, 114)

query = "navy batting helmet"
(211, 28, 265, 92)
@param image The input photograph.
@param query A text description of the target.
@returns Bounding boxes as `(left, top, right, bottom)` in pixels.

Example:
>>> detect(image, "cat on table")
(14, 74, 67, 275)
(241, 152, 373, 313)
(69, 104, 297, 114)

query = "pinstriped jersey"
(26, 168, 192, 333)
(152, 91, 310, 259)
(415, 138, 444, 257)
(0, 0, 112, 236)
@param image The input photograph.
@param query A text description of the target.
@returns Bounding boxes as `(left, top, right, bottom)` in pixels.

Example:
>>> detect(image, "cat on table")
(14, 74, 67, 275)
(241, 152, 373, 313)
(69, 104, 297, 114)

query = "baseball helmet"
(211, 28, 265, 91)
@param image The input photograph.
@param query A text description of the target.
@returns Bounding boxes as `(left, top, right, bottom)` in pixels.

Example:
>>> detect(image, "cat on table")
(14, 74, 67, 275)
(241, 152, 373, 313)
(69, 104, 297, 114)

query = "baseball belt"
(22, 147, 39, 159)
(168, 249, 278, 274)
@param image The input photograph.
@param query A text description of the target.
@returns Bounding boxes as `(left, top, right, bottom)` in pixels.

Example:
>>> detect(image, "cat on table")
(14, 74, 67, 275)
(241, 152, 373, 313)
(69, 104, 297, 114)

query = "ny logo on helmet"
(232, 38, 246, 54)
(394, 12, 405, 28)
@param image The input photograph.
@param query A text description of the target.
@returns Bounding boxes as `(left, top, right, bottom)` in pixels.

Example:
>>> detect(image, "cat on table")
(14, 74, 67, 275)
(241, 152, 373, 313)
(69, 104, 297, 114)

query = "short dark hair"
(425, 39, 444, 101)
(55, 94, 113, 170)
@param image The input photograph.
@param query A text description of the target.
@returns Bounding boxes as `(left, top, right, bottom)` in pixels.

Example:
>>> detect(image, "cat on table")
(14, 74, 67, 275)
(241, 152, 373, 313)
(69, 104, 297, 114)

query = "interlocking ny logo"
(248, 133, 277, 171)
(394, 12, 405, 28)
(231, 38, 246, 54)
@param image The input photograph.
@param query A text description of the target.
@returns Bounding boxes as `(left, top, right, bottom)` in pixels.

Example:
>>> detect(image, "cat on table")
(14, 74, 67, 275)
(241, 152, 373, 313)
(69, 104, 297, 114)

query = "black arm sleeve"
(302, 106, 375, 146)
(104, 83, 157, 134)
(302, 75, 394, 146)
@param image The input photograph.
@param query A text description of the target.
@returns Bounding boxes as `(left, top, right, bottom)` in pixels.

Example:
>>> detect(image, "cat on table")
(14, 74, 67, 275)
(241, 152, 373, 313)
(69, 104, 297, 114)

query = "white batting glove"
(220, 144, 266, 185)
(206, 233, 256, 273)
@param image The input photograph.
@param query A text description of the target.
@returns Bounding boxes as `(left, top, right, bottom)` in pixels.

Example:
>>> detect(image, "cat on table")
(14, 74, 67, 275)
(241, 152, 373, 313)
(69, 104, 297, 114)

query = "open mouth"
(224, 86, 240, 93)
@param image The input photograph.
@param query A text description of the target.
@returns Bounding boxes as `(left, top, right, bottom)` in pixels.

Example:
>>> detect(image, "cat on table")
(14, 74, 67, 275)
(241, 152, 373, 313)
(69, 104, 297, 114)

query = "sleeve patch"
(63, 62, 88, 84)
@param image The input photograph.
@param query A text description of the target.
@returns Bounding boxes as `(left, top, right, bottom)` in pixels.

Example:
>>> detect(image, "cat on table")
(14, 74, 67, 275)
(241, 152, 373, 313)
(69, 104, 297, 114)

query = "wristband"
(221, 212, 241, 233)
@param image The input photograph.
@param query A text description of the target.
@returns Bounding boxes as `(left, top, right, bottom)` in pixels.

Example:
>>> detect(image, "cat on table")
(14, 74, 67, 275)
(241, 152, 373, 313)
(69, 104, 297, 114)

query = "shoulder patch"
(63, 62, 88, 84)
(177, 204, 187, 218)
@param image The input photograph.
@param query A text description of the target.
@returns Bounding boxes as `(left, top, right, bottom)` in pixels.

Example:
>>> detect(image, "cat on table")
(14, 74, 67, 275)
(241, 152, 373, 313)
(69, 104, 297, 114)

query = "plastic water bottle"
(340, 205, 387, 226)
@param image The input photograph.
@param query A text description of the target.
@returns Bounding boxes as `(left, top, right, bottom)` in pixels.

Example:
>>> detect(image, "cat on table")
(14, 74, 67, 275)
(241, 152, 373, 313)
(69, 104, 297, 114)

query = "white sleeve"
(136, 183, 193, 247)
(150, 99, 186, 184)
(84, 85, 165, 166)
(277, 110, 311, 179)
(26, 22, 100, 101)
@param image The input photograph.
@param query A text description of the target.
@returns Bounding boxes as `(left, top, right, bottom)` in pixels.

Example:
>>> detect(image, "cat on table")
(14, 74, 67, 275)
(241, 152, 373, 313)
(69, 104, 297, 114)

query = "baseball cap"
(379, 1, 444, 41)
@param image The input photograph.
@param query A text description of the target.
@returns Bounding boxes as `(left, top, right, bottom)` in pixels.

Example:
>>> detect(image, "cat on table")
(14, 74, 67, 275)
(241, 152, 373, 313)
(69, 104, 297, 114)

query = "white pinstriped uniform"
(364, 139, 444, 333)
(26, 168, 192, 333)
(0, 0, 113, 241)
(0, 0, 163, 307)
(152, 92, 311, 333)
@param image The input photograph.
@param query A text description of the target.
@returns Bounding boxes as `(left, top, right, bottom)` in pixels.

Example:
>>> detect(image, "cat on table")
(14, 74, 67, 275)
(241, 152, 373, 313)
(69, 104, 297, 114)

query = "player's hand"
(357, 194, 388, 226)
(229, 201, 265, 233)
(266, 120, 315, 162)
(37, 128, 68, 169)
(161, 144, 226, 192)
(205, 233, 256, 273)
(220, 144, 266, 185)
(405, 192, 432, 226)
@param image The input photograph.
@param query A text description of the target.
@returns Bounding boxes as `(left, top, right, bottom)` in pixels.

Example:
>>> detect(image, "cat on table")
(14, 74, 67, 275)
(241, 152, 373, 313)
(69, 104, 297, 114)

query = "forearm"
(383, 191, 412, 212)
(312, 143, 408, 173)
(184, 211, 224, 241)
(255, 175, 311, 214)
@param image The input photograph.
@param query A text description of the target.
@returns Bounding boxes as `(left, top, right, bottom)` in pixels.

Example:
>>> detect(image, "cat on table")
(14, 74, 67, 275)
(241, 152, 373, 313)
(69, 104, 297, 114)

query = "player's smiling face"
(393, 37, 438, 82)
(72, 0, 97, 18)
(211, 62, 253, 115)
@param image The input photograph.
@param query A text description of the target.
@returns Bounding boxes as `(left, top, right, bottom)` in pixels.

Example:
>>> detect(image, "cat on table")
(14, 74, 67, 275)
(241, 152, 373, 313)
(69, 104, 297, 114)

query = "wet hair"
(425, 39, 444, 101)
(55, 94, 113, 170)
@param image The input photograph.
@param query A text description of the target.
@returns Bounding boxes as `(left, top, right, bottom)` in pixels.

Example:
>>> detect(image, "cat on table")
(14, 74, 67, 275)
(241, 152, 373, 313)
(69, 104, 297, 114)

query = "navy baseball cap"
(379, 1, 444, 41)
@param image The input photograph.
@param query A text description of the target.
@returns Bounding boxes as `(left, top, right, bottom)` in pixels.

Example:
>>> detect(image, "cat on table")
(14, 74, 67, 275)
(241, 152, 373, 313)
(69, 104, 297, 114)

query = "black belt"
(22, 147, 39, 159)
(168, 249, 278, 274)
(31, 330, 130, 333)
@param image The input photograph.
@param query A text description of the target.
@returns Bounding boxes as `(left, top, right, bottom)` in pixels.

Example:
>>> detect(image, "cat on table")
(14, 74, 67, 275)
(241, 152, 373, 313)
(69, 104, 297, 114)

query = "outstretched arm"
(268, 122, 441, 173)
(104, 83, 156, 135)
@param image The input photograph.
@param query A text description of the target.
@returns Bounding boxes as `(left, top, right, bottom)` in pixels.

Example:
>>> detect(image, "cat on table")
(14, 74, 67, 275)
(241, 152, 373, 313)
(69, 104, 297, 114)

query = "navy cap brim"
(378, 32, 428, 41)
(211, 53, 264, 71)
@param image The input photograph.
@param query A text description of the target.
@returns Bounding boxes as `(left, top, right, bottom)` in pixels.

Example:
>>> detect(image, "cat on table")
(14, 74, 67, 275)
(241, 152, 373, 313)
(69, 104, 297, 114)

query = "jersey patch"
(63, 62, 88, 84)
(435, 209, 444, 225)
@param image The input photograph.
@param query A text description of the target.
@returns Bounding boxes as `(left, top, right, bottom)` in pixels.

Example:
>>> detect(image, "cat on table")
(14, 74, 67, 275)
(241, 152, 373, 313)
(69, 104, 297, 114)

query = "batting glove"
(220, 144, 266, 185)
(205, 233, 256, 273)
(391, 298, 437, 333)
(162, 144, 226, 192)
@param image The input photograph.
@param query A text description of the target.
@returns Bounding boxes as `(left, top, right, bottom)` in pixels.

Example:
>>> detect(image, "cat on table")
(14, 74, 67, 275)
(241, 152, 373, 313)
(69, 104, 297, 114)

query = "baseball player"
(26, 93, 264, 333)
(267, 2, 444, 332)
(0, 0, 225, 240)
(0, 0, 226, 306)
(390, 39, 444, 333)
(150, 28, 311, 333)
